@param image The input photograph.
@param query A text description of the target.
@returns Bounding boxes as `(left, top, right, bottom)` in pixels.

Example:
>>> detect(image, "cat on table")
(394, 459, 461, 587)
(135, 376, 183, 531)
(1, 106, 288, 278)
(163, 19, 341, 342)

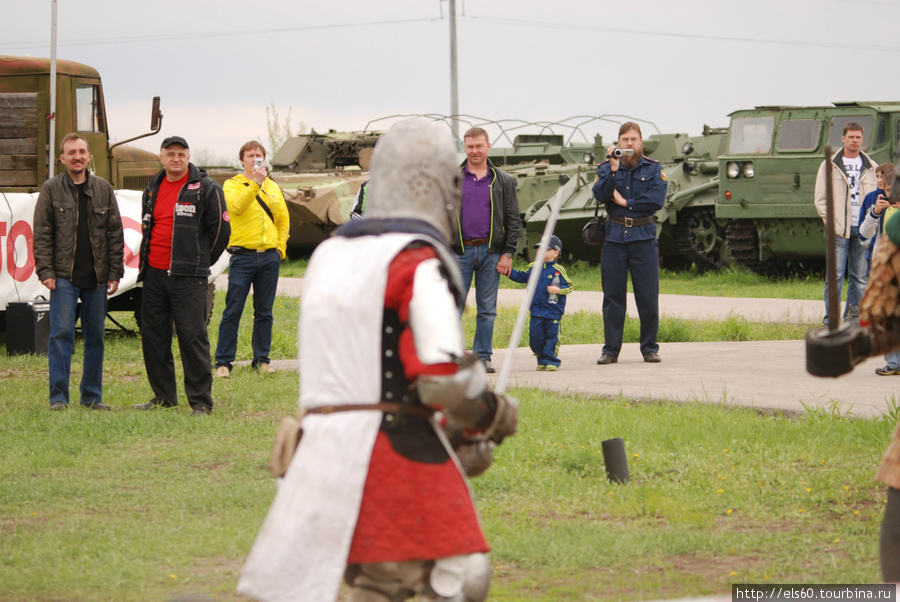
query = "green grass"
(467, 308, 815, 350)
(0, 369, 892, 599)
(0, 276, 876, 600)
(479, 392, 892, 598)
(282, 256, 826, 299)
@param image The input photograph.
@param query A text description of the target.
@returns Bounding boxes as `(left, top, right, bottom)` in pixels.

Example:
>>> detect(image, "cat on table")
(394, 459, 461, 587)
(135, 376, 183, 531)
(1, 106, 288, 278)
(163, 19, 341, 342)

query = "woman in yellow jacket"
(215, 141, 290, 377)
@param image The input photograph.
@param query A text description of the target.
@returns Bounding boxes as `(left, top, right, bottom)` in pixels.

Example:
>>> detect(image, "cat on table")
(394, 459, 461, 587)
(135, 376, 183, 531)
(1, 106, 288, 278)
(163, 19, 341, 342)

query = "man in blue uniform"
(592, 122, 668, 365)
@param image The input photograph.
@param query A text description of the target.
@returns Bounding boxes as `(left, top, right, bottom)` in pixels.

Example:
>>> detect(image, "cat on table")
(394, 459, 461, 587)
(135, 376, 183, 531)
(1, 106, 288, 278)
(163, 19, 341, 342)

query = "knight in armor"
(237, 119, 518, 602)
(806, 165, 900, 581)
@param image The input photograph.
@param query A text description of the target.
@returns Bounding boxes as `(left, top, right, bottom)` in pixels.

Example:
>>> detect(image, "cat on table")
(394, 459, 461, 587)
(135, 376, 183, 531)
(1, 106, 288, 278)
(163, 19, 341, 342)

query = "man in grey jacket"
(814, 122, 878, 324)
(32, 132, 124, 410)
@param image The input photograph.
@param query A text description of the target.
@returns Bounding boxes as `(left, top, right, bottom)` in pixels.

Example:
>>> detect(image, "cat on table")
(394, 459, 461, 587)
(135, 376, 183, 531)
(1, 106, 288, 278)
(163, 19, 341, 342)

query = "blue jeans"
(885, 351, 900, 370)
(530, 316, 561, 367)
(215, 249, 280, 369)
(823, 227, 868, 324)
(457, 245, 500, 361)
(48, 278, 107, 406)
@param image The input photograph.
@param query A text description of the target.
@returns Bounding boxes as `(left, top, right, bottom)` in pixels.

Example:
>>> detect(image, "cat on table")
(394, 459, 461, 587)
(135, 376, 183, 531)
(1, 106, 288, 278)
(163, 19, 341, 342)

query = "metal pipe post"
(48, 0, 58, 178)
(824, 145, 839, 331)
(449, 0, 459, 140)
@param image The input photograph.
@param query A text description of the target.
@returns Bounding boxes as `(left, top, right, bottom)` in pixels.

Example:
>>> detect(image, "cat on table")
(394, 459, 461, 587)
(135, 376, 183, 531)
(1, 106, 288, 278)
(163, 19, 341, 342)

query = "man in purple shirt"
(451, 127, 520, 373)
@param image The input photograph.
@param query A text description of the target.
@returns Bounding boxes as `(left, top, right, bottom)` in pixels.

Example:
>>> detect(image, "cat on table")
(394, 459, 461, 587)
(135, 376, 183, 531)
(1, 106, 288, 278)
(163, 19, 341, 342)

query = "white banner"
(0, 189, 228, 312)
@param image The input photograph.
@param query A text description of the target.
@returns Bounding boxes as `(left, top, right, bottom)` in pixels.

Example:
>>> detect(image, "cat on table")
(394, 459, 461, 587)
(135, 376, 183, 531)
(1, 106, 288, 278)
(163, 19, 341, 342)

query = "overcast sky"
(4, 0, 899, 163)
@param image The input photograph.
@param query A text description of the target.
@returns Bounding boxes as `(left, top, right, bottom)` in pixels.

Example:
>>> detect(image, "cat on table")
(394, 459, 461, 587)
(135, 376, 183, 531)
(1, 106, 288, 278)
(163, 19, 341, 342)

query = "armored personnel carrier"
(525, 127, 729, 269)
(206, 129, 379, 253)
(716, 102, 899, 273)
(486, 132, 594, 258)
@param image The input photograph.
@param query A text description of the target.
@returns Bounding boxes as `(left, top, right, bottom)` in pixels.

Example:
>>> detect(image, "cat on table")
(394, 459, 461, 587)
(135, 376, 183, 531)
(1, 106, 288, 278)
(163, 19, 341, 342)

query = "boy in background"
(506, 235, 573, 371)
(859, 163, 898, 375)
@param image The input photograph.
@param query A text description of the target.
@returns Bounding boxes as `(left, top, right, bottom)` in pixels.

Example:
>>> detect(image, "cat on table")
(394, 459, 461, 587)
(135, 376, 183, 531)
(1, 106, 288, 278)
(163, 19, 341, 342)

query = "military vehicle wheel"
(726, 219, 777, 275)
(675, 209, 730, 271)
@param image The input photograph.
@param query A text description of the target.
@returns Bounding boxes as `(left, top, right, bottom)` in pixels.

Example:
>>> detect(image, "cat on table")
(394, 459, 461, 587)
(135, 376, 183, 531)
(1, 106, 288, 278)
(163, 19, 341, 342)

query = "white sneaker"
(215, 366, 231, 378)
(258, 363, 276, 374)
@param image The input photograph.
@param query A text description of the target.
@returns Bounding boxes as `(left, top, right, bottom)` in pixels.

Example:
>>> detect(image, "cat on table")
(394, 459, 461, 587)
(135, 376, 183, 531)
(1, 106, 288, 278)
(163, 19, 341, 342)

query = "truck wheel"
(205, 282, 215, 325)
(133, 288, 143, 331)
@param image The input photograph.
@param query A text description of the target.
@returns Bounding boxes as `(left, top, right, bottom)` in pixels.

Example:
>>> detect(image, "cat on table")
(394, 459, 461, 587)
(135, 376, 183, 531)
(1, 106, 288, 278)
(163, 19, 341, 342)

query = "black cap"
(160, 136, 189, 149)
(533, 234, 562, 252)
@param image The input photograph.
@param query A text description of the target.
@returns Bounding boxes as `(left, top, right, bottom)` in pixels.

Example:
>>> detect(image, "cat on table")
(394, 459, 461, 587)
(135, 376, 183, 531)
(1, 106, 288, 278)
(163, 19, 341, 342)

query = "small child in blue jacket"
(506, 235, 574, 370)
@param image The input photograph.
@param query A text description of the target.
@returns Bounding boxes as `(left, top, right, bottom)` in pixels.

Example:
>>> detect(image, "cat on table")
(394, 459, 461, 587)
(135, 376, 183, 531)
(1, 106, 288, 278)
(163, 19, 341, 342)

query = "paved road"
(217, 276, 900, 419)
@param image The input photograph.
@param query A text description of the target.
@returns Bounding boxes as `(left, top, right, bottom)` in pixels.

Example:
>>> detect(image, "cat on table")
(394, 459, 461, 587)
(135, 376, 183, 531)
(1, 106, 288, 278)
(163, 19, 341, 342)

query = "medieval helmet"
(363, 119, 461, 241)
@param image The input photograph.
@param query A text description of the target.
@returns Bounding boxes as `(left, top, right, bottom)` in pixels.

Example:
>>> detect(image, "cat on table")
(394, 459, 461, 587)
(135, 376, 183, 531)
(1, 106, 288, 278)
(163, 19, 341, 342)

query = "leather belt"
(608, 215, 658, 228)
(463, 238, 489, 246)
(228, 246, 276, 255)
(305, 402, 434, 418)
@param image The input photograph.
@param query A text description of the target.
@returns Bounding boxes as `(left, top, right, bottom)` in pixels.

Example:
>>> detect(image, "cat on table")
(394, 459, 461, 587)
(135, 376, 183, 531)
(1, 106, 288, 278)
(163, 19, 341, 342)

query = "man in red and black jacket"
(134, 135, 230, 415)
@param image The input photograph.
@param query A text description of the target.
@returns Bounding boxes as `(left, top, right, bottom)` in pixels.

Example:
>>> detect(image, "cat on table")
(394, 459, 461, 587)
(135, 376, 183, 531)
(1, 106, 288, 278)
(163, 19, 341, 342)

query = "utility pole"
(49, 0, 57, 178)
(449, 0, 459, 140)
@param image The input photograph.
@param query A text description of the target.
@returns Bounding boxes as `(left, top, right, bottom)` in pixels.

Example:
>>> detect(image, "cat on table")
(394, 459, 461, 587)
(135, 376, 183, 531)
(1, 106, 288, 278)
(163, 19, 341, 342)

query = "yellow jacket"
(224, 174, 290, 259)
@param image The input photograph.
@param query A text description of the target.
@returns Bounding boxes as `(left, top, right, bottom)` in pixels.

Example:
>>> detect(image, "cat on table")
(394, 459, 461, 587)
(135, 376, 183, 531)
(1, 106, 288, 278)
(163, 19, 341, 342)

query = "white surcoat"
(238, 231, 463, 601)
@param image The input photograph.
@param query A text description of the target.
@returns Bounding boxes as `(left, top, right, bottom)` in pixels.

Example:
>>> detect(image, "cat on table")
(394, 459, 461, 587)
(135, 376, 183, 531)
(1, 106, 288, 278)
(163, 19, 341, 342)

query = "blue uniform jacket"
(508, 261, 574, 320)
(592, 156, 668, 244)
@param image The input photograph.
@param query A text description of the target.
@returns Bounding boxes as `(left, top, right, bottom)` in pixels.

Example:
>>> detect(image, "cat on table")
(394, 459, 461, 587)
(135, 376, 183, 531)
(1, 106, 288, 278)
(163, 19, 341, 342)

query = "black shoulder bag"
(582, 198, 605, 246)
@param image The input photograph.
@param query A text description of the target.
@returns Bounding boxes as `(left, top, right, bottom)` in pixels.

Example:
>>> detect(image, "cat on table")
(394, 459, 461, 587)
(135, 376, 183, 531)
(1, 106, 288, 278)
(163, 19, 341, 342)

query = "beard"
(621, 143, 643, 168)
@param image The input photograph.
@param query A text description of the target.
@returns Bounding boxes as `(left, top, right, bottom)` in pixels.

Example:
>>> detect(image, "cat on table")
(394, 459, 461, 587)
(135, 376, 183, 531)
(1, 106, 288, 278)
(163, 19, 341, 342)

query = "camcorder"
(609, 148, 635, 158)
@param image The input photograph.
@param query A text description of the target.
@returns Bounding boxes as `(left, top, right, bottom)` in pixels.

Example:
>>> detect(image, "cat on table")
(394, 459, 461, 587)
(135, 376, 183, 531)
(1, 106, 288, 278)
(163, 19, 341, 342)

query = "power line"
(4, 11, 898, 54)
(1, 17, 440, 51)
(459, 15, 900, 53)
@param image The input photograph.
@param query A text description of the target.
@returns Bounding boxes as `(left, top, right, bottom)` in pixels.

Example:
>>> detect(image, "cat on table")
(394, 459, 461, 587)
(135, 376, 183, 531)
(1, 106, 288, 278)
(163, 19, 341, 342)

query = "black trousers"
(600, 238, 660, 357)
(141, 267, 213, 411)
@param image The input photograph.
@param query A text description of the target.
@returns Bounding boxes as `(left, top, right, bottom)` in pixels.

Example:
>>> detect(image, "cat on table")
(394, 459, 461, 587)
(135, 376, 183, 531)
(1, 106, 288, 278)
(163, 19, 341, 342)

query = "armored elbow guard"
(418, 354, 490, 429)
(418, 354, 518, 442)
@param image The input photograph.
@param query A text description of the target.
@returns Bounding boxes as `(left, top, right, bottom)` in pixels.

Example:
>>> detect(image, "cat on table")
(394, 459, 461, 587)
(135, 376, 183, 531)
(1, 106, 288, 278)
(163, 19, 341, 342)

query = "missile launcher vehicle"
(716, 102, 899, 274)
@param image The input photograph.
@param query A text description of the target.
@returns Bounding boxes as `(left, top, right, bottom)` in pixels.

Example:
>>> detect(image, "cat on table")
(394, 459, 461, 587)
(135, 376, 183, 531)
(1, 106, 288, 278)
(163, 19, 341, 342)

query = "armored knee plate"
(430, 553, 491, 602)
(345, 554, 491, 602)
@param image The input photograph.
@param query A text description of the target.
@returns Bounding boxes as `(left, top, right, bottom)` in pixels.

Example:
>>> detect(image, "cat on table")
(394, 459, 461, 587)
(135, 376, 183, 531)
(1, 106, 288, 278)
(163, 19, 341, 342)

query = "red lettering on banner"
(7, 220, 34, 282)
(122, 216, 141, 269)
(0, 221, 6, 275)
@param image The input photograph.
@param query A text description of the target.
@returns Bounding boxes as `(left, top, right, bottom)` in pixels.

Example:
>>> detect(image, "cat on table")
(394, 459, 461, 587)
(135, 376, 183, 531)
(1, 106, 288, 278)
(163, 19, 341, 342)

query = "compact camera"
(610, 148, 635, 158)
(254, 157, 264, 169)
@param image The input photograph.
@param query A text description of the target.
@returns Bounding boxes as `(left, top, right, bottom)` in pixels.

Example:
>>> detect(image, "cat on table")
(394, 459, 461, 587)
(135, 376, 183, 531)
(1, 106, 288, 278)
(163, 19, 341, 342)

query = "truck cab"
(0, 55, 160, 192)
(0, 55, 165, 332)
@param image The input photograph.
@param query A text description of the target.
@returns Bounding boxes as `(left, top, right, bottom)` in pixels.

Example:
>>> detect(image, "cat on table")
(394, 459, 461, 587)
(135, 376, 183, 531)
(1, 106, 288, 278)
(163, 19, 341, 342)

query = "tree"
(266, 104, 308, 157)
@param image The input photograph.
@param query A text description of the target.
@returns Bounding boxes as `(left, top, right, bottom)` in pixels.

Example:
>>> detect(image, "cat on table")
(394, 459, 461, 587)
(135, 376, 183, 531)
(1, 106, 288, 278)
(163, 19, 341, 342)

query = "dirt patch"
(190, 461, 231, 472)
(173, 556, 245, 601)
(0, 369, 42, 380)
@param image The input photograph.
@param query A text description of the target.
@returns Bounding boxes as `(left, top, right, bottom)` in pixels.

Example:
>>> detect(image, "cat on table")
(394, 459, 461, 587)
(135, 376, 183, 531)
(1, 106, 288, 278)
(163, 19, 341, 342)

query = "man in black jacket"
(132, 136, 230, 415)
(451, 127, 520, 374)
(33, 133, 124, 411)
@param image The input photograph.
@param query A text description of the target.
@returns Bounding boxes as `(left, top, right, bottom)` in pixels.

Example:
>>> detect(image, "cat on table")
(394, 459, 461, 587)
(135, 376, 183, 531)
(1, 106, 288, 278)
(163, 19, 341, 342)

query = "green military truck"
(717, 101, 899, 273)
(0, 55, 164, 330)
